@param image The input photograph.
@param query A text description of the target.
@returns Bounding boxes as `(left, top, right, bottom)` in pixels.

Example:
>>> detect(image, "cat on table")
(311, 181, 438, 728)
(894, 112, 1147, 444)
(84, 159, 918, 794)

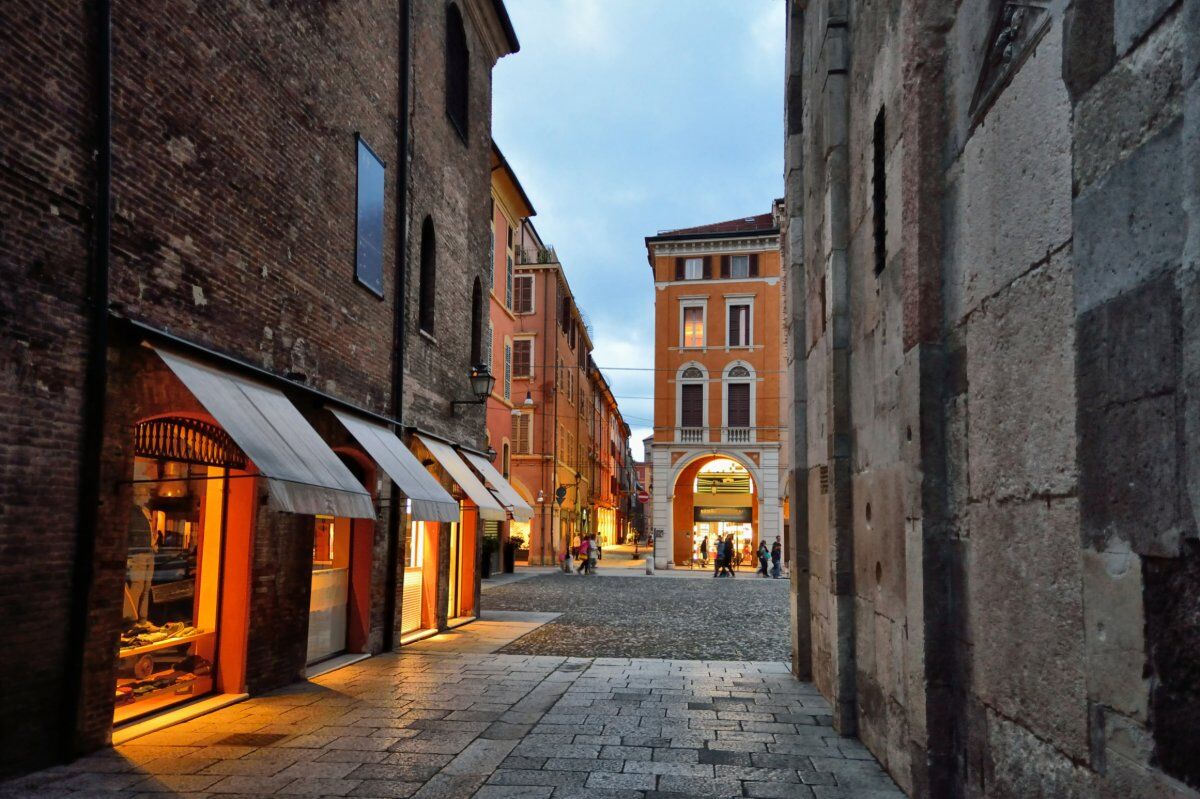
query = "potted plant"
(504, 533, 526, 572)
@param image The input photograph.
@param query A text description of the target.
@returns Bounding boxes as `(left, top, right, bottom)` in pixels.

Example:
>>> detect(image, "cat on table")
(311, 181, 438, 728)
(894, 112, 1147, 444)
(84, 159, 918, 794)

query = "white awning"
(330, 410, 459, 523)
(414, 435, 506, 522)
(155, 347, 376, 519)
(462, 451, 534, 522)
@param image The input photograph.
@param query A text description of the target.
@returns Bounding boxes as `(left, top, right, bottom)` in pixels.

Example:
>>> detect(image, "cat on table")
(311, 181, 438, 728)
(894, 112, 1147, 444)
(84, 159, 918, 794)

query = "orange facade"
(487, 149, 632, 566)
(645, 213, 787, 567)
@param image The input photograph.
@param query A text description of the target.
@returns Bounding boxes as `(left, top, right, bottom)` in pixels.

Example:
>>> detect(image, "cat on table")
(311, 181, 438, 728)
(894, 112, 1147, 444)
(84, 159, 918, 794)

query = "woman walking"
(725, 534, 737, 577)
(713, 536, 725, 577)
(757, 541, 770, 577)
(577, 535, 591, 575)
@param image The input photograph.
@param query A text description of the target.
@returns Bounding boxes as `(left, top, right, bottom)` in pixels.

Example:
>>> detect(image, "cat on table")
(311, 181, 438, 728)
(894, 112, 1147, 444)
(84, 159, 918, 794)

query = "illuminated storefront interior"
(687, 458, 756, 568)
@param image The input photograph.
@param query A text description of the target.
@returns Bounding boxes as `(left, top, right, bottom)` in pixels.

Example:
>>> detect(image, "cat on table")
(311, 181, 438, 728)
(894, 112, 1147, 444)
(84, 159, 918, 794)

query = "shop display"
(114, 452, 224, 726)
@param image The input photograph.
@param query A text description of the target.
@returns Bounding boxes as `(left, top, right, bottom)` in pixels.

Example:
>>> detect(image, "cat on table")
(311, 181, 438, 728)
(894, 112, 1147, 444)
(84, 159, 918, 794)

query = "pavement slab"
(3, 614, 898, 799)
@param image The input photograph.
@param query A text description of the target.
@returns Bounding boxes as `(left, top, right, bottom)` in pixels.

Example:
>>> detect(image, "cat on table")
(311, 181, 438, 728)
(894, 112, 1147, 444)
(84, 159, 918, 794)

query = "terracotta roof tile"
(659, 212, 776, 237)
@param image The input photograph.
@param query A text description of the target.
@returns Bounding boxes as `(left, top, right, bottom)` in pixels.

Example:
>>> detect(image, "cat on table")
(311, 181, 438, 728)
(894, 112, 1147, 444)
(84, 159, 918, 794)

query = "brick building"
(784, 1, 1200, 797)
(645, 214, 789, 569)
(0, 0, 516, 776)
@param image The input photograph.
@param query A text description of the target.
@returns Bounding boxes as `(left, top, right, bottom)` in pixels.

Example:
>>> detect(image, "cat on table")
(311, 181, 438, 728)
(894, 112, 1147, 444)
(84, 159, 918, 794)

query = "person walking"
(577, 535, 590, 575)
(699, 535, 709, 568)
(757, 541, 770, 577)
(713, 536, 724, 577)
(588, 535, 600, 575)
(771, 537, 783, 578)
(727, 534, 738, 577)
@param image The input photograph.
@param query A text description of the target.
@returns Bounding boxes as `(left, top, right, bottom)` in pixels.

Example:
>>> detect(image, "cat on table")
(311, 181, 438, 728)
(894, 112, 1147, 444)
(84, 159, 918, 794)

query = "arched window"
(722, 362, 755, 443)
(445, 3, 469, 141)
(418, 217, 436, 334)
(676, 363, 708, 443)
(470, 277, 483, 365)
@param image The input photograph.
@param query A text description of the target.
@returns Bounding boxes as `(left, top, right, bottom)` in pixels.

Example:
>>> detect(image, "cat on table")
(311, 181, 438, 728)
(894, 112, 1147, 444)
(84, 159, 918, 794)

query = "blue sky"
(492, 0, 785, 460)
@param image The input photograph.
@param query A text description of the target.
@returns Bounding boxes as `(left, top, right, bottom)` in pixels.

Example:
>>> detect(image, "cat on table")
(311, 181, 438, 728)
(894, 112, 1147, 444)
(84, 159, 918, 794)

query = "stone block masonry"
(784, 0, 1200, 796)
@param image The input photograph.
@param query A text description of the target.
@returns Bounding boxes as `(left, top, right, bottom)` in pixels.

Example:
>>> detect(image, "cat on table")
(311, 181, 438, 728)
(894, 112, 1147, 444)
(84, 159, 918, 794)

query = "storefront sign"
(694, 506, 752, 523)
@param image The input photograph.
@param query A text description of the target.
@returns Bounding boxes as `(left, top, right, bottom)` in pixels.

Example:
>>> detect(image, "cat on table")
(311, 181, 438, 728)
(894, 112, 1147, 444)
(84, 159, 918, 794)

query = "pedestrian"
(577, 535, 590, 575)
(588, 535, 600, 575)
(757, 541, 770, 577)
(713, 536, 725, 577)
(771, 537, 782, 578)
(725, 534, 737, 577)
(699, 535, 709, 568)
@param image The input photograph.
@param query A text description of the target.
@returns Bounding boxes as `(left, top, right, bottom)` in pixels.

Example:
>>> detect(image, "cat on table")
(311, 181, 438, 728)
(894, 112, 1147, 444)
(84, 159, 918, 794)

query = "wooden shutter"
(720, 255, 730, 278)
(749, 253, 760, 277)
(727, 306, 741, 347)
(727, 383, 750, 428)
(513, 339, 532, 377)
(702, 256, 712, 279)
(514, 275, 532, 313)
(515, 412, 532, 453)
(681, 384, 703, 427)
(675, 257, 685, 280)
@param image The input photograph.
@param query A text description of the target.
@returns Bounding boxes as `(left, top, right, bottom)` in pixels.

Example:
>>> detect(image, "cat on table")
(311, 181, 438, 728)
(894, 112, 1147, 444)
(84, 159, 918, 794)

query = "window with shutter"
(505, 256, 514, 309)
(514, 412, 532, 454)
(503, 344, 512, 400)
(749, 253, 760, 276)
(513, 274, 534, 313)
(702, 256, 712, 279)
(674, 257, 685, 281)
(513, 339, 532, 377)
(728, 304, 750, 347)
(681, 384, 704, 428)
(731, 255, 750, 279)
(727, 383, 750, 428)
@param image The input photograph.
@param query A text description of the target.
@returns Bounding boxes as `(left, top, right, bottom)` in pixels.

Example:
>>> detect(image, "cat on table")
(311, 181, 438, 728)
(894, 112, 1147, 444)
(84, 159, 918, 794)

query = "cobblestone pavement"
(2, 648, 901, 799)
(482, 573, 791, 662)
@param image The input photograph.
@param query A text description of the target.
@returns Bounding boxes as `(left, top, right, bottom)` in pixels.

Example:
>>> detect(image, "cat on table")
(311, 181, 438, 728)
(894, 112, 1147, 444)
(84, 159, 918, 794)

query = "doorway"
(307, 517, 350, 664)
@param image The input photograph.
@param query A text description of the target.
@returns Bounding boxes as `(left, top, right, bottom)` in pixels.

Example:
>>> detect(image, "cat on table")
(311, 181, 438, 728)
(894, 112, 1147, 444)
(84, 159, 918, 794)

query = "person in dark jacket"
(757, 541, 770, 577)
(713, 536, 725, 577)
(771, 537, 783, 578)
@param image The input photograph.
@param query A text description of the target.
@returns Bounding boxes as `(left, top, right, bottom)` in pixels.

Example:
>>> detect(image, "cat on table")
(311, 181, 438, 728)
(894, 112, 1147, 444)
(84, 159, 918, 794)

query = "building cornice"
(649, 234, 780, 257)
(466, 0, 519, 64)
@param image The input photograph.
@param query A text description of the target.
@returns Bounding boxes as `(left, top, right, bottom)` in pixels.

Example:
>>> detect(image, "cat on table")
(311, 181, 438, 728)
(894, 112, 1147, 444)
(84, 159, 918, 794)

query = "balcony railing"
(674, 427, 758, 444)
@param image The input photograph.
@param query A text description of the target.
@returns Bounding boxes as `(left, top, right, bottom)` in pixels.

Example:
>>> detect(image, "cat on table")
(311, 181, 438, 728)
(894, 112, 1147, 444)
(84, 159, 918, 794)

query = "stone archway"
(665, 452, 762, 568)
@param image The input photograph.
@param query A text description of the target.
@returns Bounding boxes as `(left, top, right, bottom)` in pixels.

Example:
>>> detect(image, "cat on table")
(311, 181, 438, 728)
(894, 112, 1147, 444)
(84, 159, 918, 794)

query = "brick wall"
(0, 0, 422, 775)
(0, 0, 95, 776)
(402, 1, 496, 452)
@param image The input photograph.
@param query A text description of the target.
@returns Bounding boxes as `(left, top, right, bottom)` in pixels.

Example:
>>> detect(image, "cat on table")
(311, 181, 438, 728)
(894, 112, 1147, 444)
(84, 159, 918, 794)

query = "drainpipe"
(383, 0, 412, 653)
(62, 0, 112, 762)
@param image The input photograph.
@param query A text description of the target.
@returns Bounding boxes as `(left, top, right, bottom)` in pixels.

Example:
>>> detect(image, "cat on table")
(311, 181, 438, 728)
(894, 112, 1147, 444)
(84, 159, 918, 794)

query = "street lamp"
(511, 390, 534, 417)
(452, 364, 495, 411)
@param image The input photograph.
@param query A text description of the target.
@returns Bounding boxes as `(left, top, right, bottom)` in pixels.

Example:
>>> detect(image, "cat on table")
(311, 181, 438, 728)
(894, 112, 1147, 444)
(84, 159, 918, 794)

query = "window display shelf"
(118, 630, 212, 659)
(114, 673, 213, 726)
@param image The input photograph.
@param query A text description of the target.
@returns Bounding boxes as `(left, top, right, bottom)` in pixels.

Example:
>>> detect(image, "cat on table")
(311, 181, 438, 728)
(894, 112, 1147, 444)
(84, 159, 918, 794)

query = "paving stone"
(347, 779, 423, 798)
(408, 773, 487, 799)
(348, 764, 443, 783)
(474, 786, 554, 799)
(487, 769, 586, 787)
(130, 773, 223, 792)
(440, 739, 519, 776)
(585, 771, 657, 791)
(655, 775, 743, 797)
(622, 761, 713, 777)
(599, 745, 652, 761)
(745, 782, 817, 798)
(542, 758, 624, 773)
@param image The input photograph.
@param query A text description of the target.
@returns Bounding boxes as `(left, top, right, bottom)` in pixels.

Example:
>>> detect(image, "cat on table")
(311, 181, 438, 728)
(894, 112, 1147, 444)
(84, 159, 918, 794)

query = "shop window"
(116, 418, 248, 726)
(419, 217, 436, 334)
(445, 3, 470, 142)
(354, 137, 385, 296)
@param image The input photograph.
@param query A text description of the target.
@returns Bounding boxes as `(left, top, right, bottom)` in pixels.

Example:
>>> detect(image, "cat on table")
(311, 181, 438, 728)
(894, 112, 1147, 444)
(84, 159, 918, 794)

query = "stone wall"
(785, 0, 1200, 796)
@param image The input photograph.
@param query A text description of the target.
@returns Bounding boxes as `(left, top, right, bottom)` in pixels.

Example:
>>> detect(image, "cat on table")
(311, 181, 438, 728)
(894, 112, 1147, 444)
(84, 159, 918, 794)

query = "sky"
(492, 0, 786, 461)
